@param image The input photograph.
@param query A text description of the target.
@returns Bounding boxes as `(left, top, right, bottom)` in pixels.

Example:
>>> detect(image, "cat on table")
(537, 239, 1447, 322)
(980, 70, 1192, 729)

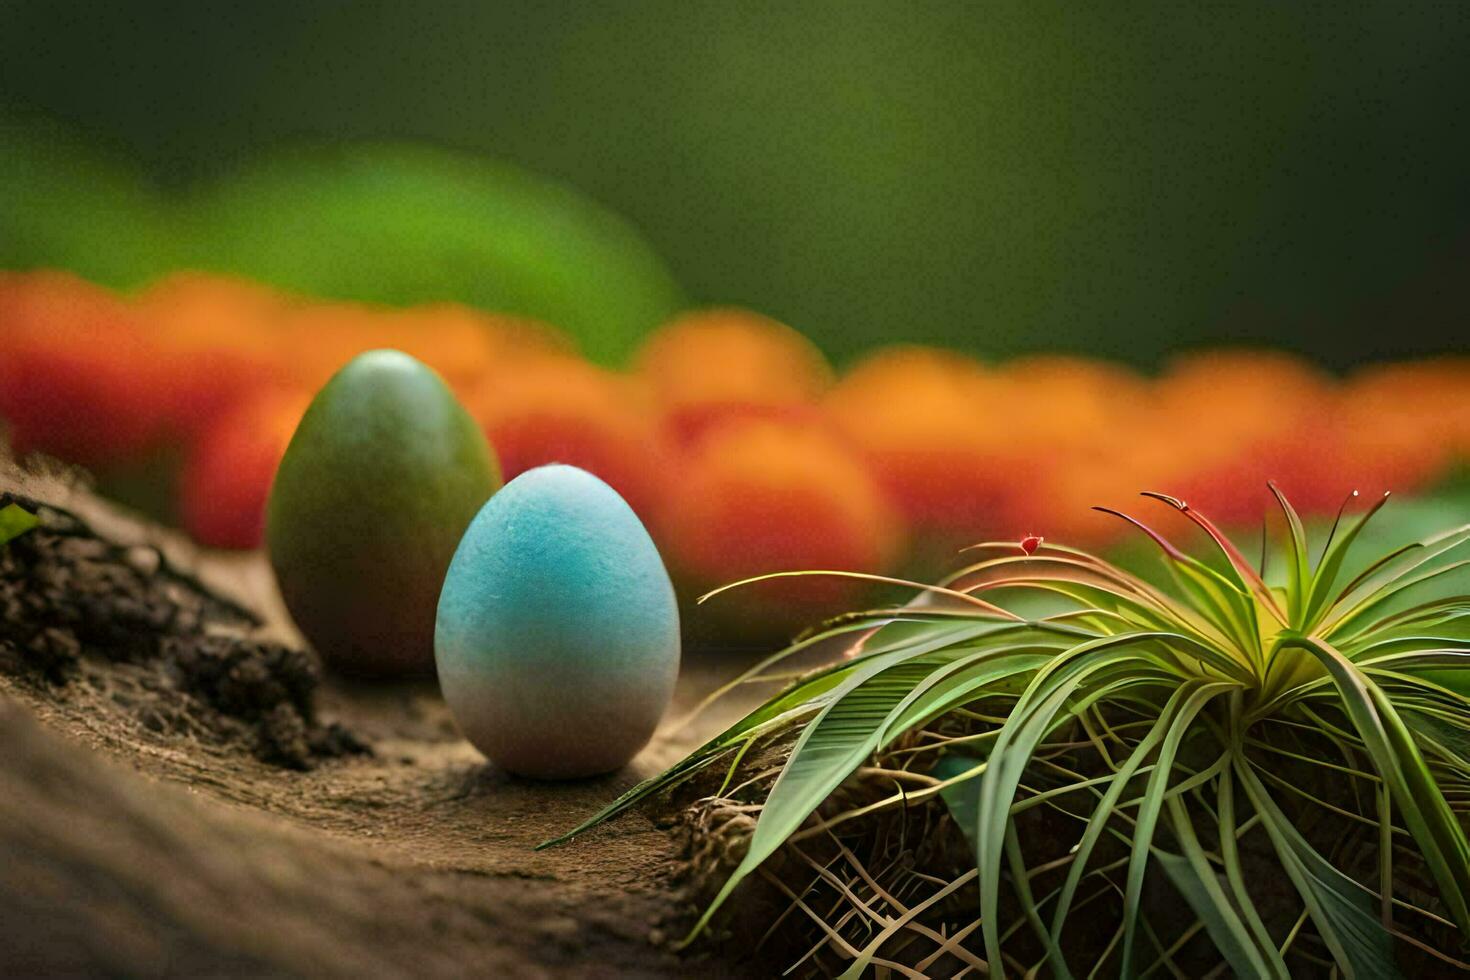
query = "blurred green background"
(2, 0, 1468, 367)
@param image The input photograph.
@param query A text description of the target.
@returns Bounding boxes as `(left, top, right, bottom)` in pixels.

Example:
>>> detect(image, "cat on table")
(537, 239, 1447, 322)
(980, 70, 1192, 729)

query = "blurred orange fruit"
(1338, 358, 1470, 494)
(178, 386, 312, 549)
(8, 265, 1468, 588)
(823, 346, 1048, 546)
(466, 357, 668, 521)
(0, 270, 172, 466)
(993, 355, 1154, 449)
(635, 308, 833, 446)
(137, 270, 295, 350)
(990, 355, 1157, 545)
(135, 271, 298, 439)
(280, 300, 572, 393)
(1147, 350, 1349, 527)
(657, 418, 904, 636)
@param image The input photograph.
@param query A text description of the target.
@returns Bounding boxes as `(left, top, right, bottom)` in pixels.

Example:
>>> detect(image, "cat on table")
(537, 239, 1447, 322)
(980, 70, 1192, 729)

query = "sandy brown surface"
(0, 458, 768, 978)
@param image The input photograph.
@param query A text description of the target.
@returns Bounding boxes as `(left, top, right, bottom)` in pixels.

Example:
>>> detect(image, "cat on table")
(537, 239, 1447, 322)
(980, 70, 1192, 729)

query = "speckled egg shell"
(435, 464, 680, 778)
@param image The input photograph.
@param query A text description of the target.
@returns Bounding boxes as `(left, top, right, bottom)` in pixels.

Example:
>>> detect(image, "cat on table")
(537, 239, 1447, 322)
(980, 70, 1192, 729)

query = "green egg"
(266, 350, 500, 675)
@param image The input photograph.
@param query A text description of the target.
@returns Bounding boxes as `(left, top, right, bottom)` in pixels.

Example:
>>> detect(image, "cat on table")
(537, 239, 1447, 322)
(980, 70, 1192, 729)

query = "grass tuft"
(548, 488, 1470, 975)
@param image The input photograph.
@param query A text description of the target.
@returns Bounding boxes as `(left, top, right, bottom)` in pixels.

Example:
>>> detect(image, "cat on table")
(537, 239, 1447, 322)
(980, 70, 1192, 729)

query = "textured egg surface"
(267, 349, 500, 675)
(436, 464, 680, 778)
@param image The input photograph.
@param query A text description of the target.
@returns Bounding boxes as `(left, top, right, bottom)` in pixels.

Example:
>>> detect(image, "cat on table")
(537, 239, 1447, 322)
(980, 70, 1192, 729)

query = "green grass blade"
(699, 568, 1022, 619)
(1097, 503, 1266, 661)
(1047, 683, 1200, 960)
(669, 616, 922, 726)
(1279, 635, 1470, 933)
(1268, 482, 1312, 623)
(1139, 490, 1288, 624)
(1153, 825, 1280, 978)
(674, 648, 936, 938)
(1235, 758, 1401, 978)
(679, 639, 1051, 943)
(975, 644, 1166, 971)
(1397, 705, 1470, 771)
(1215, 760, 1287, 971)
(1324, 560, 1470, 640)
(1118, 682, 1234, 975)
(1301, 491, 1392, 631)
(977, 667, 1098, 970)
(1320, 523, 1470, 637)
(538, 638, 932, 848)
(1167, 560, 1261, 667)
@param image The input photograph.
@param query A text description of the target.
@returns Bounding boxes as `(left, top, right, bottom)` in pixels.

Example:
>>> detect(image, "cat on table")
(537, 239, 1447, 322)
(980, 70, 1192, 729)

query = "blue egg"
(435, 464, 681, 778)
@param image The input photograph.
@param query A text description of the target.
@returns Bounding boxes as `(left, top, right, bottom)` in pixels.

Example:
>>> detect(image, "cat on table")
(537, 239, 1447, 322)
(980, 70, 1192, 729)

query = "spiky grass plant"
(545, 487, 1470, 976)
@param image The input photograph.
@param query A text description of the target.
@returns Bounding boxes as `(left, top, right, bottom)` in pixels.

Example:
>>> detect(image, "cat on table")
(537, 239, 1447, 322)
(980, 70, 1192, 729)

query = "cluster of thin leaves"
(546, 487, 1470, 977)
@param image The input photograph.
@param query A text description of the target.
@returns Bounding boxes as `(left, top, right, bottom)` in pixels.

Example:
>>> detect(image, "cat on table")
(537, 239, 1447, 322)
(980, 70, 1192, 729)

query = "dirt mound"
(0, 489, 366, 768)
(0, 450, 769, 977)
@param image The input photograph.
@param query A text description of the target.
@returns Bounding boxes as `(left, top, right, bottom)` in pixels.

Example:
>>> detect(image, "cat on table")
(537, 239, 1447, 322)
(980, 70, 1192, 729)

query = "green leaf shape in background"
(0, 119, 686, 365)
(182, 144, 686, 364)
(0, 117, 182, 286)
